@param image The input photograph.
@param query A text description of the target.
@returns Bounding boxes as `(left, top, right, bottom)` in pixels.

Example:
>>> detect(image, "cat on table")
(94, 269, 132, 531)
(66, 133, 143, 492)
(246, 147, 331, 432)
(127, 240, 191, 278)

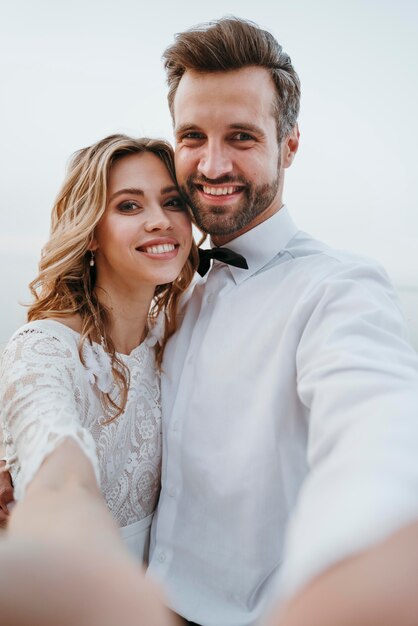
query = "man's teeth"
(144, 244, 175, 254)
(202, 186, 236, 196)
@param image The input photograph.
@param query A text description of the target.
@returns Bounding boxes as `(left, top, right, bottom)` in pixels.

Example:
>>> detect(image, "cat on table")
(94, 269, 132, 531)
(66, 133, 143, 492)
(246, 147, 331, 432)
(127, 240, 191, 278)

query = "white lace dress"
(0, 319, 162, 562)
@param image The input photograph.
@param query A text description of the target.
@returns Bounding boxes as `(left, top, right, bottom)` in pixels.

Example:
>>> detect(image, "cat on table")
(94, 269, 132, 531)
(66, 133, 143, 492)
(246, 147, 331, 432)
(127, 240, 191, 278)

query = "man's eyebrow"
(227, 123, 265, 135)
(175, 124, 200, 136)
(175, 123, 265, 136)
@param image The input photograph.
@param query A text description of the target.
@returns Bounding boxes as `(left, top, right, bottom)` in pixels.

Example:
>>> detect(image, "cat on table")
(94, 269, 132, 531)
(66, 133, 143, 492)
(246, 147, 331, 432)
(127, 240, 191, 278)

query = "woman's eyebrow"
(109, 185, 179, 202)
(109, 187, 143, 202)
(161, 185, 179, 195)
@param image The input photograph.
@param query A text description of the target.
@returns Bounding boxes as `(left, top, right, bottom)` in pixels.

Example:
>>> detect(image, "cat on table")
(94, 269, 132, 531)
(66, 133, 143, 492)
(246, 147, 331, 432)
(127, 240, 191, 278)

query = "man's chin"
(195, 214, 240, 237)
(191, 205, 245, 237)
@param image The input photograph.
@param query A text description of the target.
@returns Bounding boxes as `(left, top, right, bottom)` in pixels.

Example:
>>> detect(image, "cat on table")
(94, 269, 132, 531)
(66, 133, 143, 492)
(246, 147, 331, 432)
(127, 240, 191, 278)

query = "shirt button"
(172, 421, 179, 432)
(206, 293, 214, 304)
(167, 486, 176, 497)
(158, 552, 166, 563)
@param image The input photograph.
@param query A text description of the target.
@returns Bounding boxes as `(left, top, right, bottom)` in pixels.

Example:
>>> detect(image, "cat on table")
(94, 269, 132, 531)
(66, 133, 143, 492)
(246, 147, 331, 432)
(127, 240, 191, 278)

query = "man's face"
(173, 66, 297, 244)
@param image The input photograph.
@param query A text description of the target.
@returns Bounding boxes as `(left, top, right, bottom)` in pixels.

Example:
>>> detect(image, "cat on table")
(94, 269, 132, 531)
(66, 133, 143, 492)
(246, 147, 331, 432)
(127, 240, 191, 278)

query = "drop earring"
(90, 251, 95, 267)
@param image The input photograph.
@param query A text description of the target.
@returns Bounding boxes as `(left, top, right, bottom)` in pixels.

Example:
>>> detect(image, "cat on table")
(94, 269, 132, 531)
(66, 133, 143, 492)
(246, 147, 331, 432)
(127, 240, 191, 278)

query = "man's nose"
(197, 141, 233, 180)
(144, 206, 172, 232)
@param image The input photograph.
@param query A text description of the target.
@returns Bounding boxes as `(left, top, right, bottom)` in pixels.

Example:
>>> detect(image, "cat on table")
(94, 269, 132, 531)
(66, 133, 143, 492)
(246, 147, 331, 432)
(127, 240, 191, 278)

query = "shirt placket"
(153, 263, 234, 573)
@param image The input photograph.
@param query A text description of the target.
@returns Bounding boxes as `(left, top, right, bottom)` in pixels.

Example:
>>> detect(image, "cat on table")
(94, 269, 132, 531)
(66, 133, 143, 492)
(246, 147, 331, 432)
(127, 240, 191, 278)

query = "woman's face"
(92, 152, 192, 292)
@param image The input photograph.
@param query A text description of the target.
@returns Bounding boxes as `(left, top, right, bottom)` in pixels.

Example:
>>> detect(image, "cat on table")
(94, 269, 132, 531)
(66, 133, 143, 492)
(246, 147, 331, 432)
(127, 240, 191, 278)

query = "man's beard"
(180, 172, 281, 237)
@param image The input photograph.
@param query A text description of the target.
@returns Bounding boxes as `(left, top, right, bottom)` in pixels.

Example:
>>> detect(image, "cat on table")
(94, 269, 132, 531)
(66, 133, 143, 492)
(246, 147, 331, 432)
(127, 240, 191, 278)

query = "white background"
(1, 0, 417, 347)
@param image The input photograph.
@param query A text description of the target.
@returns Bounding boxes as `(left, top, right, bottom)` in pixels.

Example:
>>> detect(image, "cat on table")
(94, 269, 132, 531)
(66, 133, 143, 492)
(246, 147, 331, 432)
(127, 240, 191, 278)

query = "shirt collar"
(209, 206, 299, 284)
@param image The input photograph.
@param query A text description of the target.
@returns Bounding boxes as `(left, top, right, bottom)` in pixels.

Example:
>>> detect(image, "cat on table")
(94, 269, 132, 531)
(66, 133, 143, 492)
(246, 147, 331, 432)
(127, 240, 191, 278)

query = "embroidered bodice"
(0, 319, 162, 528)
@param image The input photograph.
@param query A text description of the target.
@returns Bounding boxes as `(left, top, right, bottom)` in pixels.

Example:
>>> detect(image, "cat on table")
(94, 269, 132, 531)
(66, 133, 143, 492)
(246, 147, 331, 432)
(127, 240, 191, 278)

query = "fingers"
(0, 462, 14, 512)
(0, 509, 9, 529)
(0, 486, 14, 529)
(0, 486, 14, 507)
(0, 500, 11, 516)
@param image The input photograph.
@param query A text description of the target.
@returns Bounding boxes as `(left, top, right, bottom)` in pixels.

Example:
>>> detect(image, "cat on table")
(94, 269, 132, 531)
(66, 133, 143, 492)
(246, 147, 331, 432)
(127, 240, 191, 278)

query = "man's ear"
(281, 123, 300, 169)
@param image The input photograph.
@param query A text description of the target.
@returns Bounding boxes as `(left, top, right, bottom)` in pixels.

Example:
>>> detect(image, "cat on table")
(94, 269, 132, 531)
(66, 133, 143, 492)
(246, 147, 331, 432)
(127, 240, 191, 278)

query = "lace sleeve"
(0, 327, 100, 500)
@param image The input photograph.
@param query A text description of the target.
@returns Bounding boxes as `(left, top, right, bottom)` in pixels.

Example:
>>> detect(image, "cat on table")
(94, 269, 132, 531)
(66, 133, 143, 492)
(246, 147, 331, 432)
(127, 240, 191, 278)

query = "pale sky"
(0, 0, 417, 341)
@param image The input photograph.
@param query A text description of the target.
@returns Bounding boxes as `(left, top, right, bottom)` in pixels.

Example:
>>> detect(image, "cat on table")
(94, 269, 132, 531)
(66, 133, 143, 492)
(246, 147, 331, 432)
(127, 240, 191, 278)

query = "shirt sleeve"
(278, 259, 418, 600)
(0, 327, 100, 500)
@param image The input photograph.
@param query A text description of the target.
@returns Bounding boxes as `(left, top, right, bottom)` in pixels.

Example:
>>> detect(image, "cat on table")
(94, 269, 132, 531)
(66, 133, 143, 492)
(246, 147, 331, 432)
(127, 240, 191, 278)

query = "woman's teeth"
(144, 244, 175, 254)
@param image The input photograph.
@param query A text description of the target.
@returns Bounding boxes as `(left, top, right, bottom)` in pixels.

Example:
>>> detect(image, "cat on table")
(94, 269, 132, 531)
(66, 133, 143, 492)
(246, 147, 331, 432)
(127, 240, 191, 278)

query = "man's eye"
(180, 132, 204, 143)
(233, 132, 254, 141)
(118, 201, 140, 212)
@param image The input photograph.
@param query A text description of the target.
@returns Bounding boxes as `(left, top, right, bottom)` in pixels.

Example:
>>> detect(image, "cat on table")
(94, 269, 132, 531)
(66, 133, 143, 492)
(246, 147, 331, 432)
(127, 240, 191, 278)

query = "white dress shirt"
(148, 206, 418, 626)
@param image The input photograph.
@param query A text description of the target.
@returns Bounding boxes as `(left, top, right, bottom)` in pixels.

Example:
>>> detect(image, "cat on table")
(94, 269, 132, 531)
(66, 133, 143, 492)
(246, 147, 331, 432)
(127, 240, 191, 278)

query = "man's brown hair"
(163, 16, 301, 142)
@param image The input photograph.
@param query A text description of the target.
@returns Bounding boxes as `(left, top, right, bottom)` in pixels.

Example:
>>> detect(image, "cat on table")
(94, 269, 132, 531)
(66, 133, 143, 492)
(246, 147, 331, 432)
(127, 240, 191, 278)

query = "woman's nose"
(143, 206, 172, 232)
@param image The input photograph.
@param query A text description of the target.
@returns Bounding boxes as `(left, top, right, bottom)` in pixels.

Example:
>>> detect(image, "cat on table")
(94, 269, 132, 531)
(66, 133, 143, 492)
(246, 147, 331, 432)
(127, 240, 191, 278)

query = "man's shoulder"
(284, 231, 389, 282)
(267, 231, 400, 316)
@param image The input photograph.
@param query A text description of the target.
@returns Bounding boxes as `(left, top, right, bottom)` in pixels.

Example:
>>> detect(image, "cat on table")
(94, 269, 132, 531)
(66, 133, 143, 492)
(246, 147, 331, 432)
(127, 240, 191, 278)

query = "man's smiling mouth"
(202, 185, 242, 196)
(195, 184, 244, 198)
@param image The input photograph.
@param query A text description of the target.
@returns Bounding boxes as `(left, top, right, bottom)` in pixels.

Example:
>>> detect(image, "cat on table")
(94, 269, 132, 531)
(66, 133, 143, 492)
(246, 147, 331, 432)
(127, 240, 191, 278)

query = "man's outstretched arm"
(266, 521, 418, 626)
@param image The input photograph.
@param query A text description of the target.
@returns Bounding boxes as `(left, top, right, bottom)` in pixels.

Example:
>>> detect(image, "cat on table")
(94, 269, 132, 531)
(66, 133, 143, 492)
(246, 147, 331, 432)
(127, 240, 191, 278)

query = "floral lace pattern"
(0, 319, 162, 527)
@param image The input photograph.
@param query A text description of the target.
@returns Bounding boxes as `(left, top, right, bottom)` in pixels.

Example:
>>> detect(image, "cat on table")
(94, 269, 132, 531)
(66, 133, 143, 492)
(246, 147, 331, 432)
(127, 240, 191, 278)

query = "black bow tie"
(197, 247, 249, 277)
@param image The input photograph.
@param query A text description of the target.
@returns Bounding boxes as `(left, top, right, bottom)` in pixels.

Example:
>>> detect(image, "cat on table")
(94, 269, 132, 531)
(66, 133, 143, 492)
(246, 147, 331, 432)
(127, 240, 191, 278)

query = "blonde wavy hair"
(28, 134, 198, 421)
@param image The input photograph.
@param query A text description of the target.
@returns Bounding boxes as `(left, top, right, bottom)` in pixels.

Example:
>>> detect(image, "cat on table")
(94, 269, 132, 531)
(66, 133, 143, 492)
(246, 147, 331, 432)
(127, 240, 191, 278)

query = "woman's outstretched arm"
(1, 438, 177, 626)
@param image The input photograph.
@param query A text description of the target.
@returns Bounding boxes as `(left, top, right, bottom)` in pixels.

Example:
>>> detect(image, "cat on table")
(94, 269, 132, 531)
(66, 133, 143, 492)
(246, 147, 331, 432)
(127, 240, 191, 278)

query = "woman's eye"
(165, 197, 186, 211)
(118, 201, 140, 212)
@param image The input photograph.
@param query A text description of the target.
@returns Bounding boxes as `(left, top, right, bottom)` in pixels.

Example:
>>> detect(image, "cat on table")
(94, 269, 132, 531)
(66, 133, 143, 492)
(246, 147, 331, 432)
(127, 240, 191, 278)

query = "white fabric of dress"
(0, 318, 162, 562)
